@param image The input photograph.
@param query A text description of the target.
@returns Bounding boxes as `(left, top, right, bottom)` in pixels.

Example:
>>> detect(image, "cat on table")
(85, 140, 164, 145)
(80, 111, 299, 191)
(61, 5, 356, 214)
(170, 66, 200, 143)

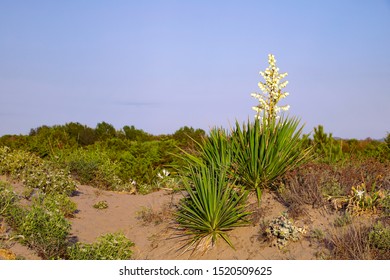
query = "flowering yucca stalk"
(251, 54, 290, 122)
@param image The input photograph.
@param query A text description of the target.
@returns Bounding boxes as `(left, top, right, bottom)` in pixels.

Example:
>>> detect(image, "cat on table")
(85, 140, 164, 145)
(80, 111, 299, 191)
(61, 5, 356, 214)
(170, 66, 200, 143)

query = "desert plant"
(309, 228, 325, 241)
(200, 128, 233, 170)
(93, 200, 109, 210)
(328, 182, 387, 216)
(66, 148, 136, 192)
(326, 221, 390, 260)
(176, 164, 250, 252)
(334, 212, 352, 227)
(1, 203, 27, 231)
(176, 127, 233, 178)
(380, 192, 390, 216)
(326, 223, 372, 260)
(231, 117, 311, 203)
(277, 164, 327, 212)
(368, 221, 390, 255)
(21, 162, 76, 196)
(136, 206, 165, 226)
(347, 183, 383, 215)
(264, 213, 306, 248)
(137, 183, 159, 195)
(67, 232, 134, 260)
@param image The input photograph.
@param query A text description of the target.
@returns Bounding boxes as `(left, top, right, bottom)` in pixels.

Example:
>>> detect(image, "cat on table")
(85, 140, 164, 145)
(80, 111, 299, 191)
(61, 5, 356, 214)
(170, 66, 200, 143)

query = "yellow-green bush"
(0, 147, 76, 195)
(67, 232, 134, 260)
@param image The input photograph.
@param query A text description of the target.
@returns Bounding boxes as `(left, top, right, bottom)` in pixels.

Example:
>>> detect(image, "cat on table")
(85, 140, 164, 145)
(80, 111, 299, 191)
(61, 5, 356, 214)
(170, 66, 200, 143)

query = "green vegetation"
(368, 221, 390, 253)
(264, 213, 306, 248)
(232, 117, 311, 202)
(176, 164, 250, 251)
(19, 201, 71, 259)
(93, 200, 109, 210)
(0, 54, 389, 259)
(67, 232, 134, 260)
(0, 123, 205, 194)
(0, 146, 76, 196)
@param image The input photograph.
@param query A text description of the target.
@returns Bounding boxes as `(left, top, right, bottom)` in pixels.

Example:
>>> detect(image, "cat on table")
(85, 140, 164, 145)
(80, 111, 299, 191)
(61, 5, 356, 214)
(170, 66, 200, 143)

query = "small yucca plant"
(176, 163, 250, 253)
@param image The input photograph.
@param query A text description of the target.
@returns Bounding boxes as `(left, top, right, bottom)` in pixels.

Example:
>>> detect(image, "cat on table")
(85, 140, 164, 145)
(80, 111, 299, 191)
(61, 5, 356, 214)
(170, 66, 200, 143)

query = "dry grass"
(325, 217, 390, 260)
(136, 204, 174, 226)
(325, 222, 372, 259)
(277, 163, 329, 218)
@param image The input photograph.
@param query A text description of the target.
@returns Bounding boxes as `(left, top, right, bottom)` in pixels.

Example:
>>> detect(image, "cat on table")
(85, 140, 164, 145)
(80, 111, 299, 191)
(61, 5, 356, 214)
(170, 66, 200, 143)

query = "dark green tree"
(172, 126, 206, 151)
(95, 122, 116, 141)
(313, 125, 343, 162)
(122, 125, 150, 141)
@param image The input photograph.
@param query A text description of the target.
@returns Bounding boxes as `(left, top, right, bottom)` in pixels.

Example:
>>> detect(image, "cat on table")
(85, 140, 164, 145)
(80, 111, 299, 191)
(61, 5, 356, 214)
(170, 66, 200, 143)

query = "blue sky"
(1, 0, 389, 139)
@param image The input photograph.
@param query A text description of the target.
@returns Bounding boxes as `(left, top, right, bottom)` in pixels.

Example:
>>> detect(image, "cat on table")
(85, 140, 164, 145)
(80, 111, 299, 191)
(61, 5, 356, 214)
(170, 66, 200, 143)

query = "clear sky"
(1, 0, 389, 139)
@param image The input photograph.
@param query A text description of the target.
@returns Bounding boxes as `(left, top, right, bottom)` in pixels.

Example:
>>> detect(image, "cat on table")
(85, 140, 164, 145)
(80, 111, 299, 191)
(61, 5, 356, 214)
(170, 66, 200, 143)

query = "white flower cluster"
(157, 169, 170, 179)
(251, 54, 290, 121)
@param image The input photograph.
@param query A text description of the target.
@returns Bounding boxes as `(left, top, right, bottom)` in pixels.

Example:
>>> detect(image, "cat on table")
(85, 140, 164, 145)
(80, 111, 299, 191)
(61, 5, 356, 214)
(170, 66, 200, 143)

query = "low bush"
(333, 212, 352, 227)
(65, 148, 134, 192)
(326, 223, 371, 260)
(93, 200, 109, 210)
(0, 147, 76, 195)
(368, 220, 390, 258)
(278, 163, 327, 214)
(67, 232, 134, 260)
(326, 220, 390, 260)
(0, 181, 18, 216)
(264, 213, 306, 248)
(0, 181, 26, 230)
(19, 203, 71, 259)
(32, 192, 77, 218)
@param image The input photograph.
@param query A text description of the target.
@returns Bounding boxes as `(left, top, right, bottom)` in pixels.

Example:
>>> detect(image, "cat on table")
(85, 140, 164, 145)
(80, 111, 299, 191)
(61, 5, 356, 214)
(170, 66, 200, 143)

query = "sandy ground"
(1, 177, 338, 260)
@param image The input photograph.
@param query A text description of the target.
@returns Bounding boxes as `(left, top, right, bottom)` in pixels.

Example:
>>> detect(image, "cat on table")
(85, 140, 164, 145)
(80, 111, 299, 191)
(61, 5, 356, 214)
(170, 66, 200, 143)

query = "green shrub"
(0, 181, 18, 216)
(67, 232, 134, 260)
(334, 212, 352, 227)
(21, 162, 76, 196)
(312, 125, 344, 163)
(0, 147, 76, 195)
(32, 192, 77, 218)
(19, 203, 71, 259)
(265, 213, 306, 248)
(368, 221, 390, 252)
(93, 200, 108, 210)
(2, 204, 27, 231)
(380, 192, 390, 216)
(177, 164, 250, 252)
(137, 183, 158, 195)
(198, 128, 233, 170)
(0, 147, 41, 177)
(65, 148, 131, 191)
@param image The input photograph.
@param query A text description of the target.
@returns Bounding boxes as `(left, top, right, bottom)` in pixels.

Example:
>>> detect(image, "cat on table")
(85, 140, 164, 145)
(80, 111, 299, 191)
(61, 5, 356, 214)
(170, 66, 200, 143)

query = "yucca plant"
(176, 163, 250, 253)
(175, 127, 233, 173)
(231, 116, 311, 203)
